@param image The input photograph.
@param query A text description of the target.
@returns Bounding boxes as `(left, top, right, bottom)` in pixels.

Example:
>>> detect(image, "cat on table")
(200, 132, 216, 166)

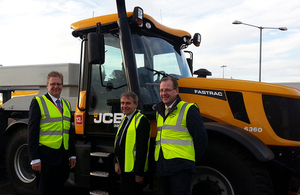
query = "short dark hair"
(120, 91, 138, 103)
(47, 71, 64, 84)
(160, 77, 178, 89)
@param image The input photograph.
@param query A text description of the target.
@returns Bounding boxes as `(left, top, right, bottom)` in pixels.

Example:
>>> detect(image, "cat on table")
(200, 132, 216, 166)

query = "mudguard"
(3, 118, 29, 136)
(205, 122, 275, 161)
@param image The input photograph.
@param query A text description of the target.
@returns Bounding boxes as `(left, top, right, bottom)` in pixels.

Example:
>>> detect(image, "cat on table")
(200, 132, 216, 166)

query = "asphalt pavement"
(0, 167, 153, 195)
(0, 167, 17, 195)
(0, 167, 89, 195)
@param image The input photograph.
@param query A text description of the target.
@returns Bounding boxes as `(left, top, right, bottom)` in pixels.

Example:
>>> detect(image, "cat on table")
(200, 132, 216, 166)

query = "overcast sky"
(0, 0, 299, 83)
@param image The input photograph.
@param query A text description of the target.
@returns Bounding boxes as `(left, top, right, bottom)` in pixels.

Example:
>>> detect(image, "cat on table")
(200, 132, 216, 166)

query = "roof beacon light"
(193, 33, 201, 47)
(133, 7, 144, 27)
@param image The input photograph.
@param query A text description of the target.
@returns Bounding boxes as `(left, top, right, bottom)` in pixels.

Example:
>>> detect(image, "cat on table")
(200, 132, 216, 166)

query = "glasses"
(49, 83, 63, 86)
(160, 88, 175, 93)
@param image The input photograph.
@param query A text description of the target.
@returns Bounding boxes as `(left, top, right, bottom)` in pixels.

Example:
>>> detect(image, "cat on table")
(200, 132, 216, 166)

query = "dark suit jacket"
(27, 93, 75, 166)
(116, 110, 150, 177)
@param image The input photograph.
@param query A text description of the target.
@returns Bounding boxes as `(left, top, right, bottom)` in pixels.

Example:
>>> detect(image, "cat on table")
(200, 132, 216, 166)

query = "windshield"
(103, 33, 192, 79)
(86, 33, 191, 135)
(95, 33, 191, 105)
(133, 35, 192, 78)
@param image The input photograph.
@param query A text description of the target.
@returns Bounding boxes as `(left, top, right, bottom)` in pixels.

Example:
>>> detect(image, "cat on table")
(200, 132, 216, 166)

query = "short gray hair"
(120, 91, 138, 103)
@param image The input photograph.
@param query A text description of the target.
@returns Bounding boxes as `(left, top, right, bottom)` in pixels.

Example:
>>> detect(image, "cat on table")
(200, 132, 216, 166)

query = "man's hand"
(69, 159, 76, 169)
(31, 162, 41, 173)
(135, 176, 144, 184)
(115, 163, 121, 175)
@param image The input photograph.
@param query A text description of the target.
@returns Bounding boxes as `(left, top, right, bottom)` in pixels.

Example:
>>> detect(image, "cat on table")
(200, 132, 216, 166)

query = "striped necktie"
(55, 99, 63, 113)
(165, 107, 170, 116)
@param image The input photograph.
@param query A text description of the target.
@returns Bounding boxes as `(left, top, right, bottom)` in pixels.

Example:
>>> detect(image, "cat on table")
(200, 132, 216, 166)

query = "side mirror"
(184, 51, 193, 74)
(87, 32, 105, 65)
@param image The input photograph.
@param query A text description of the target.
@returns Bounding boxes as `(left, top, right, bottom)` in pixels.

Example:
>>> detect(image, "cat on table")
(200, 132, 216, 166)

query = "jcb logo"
(94, 113, 124, 124)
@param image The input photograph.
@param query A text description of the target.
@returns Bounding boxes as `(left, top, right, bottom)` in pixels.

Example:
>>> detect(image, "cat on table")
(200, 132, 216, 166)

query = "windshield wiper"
(145, 67, 182, 81)
(145, 67, 171, 78)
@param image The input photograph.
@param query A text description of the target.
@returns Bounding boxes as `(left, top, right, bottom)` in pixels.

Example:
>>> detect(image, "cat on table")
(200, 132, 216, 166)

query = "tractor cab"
(72, 8, 200, 136)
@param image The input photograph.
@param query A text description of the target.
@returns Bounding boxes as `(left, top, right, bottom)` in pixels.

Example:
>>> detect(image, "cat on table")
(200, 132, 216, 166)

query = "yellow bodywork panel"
(12, 91, 39, 97)
(0, 91, 38, 108)
(178, 77, 300, 147)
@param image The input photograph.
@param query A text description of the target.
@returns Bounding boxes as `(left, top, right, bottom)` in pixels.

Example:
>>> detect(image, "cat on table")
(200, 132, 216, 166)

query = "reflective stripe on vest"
(115, 111, 150, 172)
(36, 95, 71, 150)
(155, 101, 195, 162)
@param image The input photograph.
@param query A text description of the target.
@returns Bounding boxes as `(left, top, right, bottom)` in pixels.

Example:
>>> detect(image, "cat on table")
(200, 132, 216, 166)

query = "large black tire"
(5, 127, 36, 195)
(192, 137, 274, 195)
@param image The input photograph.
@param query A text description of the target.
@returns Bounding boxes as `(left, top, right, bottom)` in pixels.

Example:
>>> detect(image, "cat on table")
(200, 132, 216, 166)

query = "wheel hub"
(14, 144, 36, 183)
(192, 166, 234, 195)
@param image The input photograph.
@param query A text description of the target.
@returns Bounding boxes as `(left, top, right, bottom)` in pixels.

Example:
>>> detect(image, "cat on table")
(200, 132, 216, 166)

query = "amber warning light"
(133, 6, 144, 26)
(193, 33, 201, 47)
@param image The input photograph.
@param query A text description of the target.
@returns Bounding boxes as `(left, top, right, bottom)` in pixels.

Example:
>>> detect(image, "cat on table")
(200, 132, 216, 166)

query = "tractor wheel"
(192, 137, 274, 195)
(5, 127, 36, 195)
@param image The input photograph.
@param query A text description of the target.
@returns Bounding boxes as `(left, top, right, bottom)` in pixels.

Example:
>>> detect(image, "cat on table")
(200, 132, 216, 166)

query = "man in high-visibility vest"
(154, 77, 208, 195)
(114, 91, 151, 195)
(27, 71, 76, 195)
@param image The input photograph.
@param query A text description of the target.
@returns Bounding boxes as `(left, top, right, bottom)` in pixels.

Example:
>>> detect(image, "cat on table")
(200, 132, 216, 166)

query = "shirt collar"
(48, 93, 61, 103)
(165, 99, 176, 109)
(125, 109, 137, 121)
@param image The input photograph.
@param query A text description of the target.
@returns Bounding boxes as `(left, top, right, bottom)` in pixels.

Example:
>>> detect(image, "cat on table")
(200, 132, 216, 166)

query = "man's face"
(46, 76, 63, 98)
(121, 96, 138, 115)
(160, 80, 178, 107)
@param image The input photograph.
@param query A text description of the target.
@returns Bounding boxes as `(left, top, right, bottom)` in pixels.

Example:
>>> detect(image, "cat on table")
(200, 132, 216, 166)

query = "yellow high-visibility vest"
(115, 111, 150, 172)
(35, 95, 71, 150)
(155, 101, 195, 162)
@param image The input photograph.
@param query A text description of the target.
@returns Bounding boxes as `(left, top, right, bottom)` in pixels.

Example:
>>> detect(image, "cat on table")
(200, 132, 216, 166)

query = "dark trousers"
(120, 172, 144, 195)
(160, 171, 192, 195)
(35, 161, 69, 195)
